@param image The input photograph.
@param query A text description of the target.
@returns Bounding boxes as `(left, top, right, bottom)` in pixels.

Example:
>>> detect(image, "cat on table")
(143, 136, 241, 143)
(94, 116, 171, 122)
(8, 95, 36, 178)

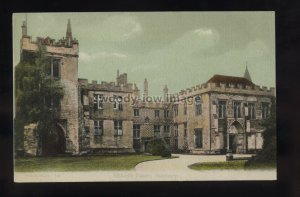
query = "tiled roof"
(207, 74, 255, 86)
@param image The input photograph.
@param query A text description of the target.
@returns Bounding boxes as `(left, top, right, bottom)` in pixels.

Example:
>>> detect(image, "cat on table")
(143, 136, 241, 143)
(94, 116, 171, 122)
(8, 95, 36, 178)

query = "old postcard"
(13, 12, 276, 182)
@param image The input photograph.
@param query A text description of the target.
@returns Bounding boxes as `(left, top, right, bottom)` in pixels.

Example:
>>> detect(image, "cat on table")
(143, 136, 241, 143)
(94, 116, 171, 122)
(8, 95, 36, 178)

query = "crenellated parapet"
(173, 82, 275, 98)
(21, 35, 79, 57)
(78, 78, 138, 93)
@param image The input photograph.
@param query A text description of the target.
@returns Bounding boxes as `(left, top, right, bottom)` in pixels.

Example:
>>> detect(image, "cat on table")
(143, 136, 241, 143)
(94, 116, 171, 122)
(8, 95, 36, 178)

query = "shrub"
(148, 138, 171, 157)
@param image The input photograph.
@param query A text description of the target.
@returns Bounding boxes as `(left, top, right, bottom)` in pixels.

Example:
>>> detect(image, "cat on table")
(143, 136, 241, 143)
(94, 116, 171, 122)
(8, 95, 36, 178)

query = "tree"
(245, 97, 276, 166)
(14, 44, 64, 155)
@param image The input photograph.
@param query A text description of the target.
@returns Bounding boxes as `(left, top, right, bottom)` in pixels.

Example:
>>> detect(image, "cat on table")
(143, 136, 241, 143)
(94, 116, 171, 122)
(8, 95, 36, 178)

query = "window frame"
(133, 108, 139, 117)
(233, 101, 242, 118)
(174, 104, 178, 117)
(155, 110, 160, 117)
(154, 125, 161, 137)
(164, 125, 170, 133)
(218, 100, 227, 119)
(133, 124, 140, 139)
(262, 102, 270, 119)
(174, 124, 178, 137)
(183, 101, 187, 115)
(114, 96, 123, 111)
(183, 123, 187, 137)
(248, 102, 256, 120)
(164, 110, 169, 118)
(94, 120, 103, 136)
(194, 128, 203, 148)
(114, 120, 123, 136)
(93, 94, 104, 110)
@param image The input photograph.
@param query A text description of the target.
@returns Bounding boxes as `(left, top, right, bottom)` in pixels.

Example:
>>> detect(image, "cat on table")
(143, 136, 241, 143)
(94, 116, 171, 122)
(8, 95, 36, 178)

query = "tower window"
(52, 59, 60, 78)
(46, 58, 61, 79)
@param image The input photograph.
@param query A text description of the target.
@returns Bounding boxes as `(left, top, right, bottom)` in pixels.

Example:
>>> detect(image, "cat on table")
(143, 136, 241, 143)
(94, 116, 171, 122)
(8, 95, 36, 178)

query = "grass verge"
(15, 155, 170, 172)
(189, 160, 276, 171)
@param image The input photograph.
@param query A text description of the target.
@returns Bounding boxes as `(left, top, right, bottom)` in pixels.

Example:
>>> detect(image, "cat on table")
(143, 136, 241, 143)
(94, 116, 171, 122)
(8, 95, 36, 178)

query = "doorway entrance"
(225, 121, 245, 154)
(41, 124, 66, 155)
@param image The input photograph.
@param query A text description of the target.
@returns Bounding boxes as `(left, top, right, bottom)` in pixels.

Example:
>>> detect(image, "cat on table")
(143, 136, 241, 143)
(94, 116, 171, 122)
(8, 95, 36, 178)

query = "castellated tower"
(20, 19, 80, 155)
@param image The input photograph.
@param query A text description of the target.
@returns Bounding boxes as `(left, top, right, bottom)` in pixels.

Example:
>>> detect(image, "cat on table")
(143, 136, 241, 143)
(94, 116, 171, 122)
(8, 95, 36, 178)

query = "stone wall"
(23, 123, 38, 156)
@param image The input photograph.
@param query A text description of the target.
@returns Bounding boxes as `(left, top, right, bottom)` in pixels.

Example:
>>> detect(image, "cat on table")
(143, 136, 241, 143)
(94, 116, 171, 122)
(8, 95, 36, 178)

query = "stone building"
(20, 19, 80, 155)
(19, 19, 275, 156)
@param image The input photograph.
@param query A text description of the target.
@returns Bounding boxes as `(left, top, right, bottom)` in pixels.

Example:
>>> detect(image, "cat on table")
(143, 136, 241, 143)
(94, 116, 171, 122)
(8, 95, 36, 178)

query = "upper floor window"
(164, 110, 169, 118)
(248, 103, 256, 120)
(94, 120, 103, 136)
(164, 125, 170, 133)
(134, 109, 139, 116)
(218, 100, 226, 119)
(173, 104, 178, 117)
(174, 124, 178, 137)
(184, 101, 187, 115)
(114, 96, 123, 111)
(195, 96, 202, 116)
(46, 58, 61, 79)
(184, 123, 187, 137)
(114, 120, 123, 136)
(93, 94, 103, 110)
(155, 110, 160, 117)
(133, 124, 140, 139)
(233, 101, 241, 118)
(262, 102, 270, 119)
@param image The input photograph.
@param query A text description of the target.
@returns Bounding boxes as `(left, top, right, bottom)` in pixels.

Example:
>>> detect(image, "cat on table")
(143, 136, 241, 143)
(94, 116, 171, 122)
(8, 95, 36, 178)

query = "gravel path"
(14, 154, 276, 182)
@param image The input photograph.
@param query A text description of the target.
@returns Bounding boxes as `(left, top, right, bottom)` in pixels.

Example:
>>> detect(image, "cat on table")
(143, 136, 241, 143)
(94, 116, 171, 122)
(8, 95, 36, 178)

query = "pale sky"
(13, 12, 275, 96)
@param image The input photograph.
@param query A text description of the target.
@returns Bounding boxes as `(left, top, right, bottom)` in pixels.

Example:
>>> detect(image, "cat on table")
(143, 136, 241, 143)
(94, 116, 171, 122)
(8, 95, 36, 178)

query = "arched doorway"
(226, 121, 244, 154)
(41, 123, 66, 156)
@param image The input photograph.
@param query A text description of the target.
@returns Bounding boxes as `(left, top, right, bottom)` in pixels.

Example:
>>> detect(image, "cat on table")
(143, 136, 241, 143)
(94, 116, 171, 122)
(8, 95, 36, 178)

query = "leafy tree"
(246, 97, 276, 166)
(14, 44, 64, 155)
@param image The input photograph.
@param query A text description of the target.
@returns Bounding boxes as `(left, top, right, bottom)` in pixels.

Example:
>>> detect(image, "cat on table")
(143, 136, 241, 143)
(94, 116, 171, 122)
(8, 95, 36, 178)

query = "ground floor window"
(133, 124, 140, 138)
(194, 128, 203, 148)
(114, 121, 123, 136)
(154, 125, 160, 137)
(94, 120, 103, 136)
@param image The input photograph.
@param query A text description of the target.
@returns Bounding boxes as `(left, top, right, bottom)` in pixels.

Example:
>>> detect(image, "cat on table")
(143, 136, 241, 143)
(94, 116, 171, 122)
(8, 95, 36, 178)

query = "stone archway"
(41, 123, 66, 155)
(226, 121, 245, 154)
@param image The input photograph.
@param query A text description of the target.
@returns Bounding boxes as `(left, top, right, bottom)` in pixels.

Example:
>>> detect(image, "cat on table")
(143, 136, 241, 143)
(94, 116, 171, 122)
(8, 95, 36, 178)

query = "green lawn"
(15, 155, 166, 172)
(189, 160, 276, 171)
